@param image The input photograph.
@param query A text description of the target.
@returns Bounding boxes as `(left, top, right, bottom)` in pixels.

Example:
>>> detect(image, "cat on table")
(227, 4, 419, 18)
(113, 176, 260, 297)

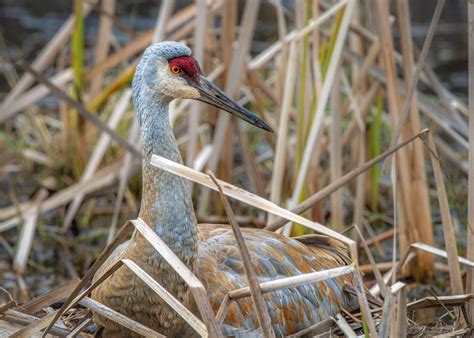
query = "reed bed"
(0, 0, 472, 336)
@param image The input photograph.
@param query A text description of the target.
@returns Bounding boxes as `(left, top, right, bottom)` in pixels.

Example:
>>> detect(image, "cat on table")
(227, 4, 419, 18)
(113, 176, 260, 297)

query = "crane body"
(91, 42, 357, 337)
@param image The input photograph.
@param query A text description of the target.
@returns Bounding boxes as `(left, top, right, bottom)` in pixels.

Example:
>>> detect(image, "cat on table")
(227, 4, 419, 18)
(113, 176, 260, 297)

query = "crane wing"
(197, 225, 358, 337)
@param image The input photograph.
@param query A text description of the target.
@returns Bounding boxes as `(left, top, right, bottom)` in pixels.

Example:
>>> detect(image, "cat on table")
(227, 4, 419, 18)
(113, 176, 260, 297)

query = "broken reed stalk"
(378, 283, 403, 338)
(79, 297, 164, 338)
(411, 242, 474, 268)
(393, 247, 414, 285)
(14, 278, 79, 315)
(369, 248, 415, 298)
(70, 0, 85, 171)
(354, 225, 387, 297)
(334, 313, 356, 337)
(329, 59, 343, 231)
(70, 254, 202, 336)
(427, 288, 456, 320)
(10, 311, 57, 337)
(65, 313, 92, 338)
(121, 258, 207, 337)
(208, 171, 275, 338)
(390, 156, 399, 286)
(41, 221, 134, 336)
(227, 265, 354, 300)
(150, 154, 354, 248)
(266, 129, 429, 232)
(214, 266, 355, 328)
(352, 268, 377, 337)
(13, 188, 48, 274)
(131, 218, 223, 337)
(286, 318, 335, 337)
(407, 294, 474, 311)
(46, 218, 222, 337)
(390, 282, 406, 337)
(17, 61, 140, 158)
(268, 40, 298, 224)
(216, 295, 232, 326)
(16, 300, 155, 338)
(5, 310, 70, 337)
(467, 0, 474, 323)
(425, 133, 463, 294)
(396, 286, 407, 338)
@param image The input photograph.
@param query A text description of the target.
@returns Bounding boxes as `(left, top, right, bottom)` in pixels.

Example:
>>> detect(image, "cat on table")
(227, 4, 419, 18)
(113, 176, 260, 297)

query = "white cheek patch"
(152, 64, 200, 100)
(180, 86, 200, 99)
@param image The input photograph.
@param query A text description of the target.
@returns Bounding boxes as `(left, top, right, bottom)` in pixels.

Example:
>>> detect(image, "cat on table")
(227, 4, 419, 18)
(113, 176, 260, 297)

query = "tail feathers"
(293, 234, 351, 265)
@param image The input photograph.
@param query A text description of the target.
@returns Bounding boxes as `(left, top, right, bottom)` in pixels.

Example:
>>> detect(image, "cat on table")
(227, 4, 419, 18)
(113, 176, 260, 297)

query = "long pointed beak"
(192, 76, 274, 133)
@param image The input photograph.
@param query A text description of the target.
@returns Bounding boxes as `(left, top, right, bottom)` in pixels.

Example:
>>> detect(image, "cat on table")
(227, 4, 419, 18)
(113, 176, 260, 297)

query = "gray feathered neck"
(130, 41, 198, 269)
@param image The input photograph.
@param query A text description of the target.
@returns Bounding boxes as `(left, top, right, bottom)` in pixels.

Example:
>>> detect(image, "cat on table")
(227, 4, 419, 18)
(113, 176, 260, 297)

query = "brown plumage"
(91, 41, 358, 337)
(93, 226, 356, 337)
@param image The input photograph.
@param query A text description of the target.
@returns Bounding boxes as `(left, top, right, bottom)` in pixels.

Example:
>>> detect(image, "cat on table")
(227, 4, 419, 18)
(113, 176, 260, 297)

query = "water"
(406, 1, 468, 98)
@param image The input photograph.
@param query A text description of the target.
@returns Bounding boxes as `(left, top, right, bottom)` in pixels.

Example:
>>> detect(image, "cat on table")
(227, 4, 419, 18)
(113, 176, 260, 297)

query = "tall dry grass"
(0, 0, 473, 336)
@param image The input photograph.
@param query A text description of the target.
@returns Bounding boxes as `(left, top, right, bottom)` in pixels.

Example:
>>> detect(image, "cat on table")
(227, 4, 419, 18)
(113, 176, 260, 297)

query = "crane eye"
(170, 65, 183, 75)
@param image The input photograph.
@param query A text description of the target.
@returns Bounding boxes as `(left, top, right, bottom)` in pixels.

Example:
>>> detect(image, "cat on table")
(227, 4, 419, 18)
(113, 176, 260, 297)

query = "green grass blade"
(370, 91, 383, 212)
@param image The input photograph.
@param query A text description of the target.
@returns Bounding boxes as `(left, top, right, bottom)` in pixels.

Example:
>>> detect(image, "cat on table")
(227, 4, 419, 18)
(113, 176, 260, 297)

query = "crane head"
(134, 41, 273, 132)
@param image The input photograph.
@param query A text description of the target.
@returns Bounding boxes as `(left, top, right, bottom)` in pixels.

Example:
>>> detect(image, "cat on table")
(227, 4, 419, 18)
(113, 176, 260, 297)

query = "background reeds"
(0, 0, 472, 336)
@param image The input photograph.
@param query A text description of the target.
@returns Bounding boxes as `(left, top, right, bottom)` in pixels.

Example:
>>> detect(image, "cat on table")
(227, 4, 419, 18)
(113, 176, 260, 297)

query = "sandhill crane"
(91, 41, 357, 337)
